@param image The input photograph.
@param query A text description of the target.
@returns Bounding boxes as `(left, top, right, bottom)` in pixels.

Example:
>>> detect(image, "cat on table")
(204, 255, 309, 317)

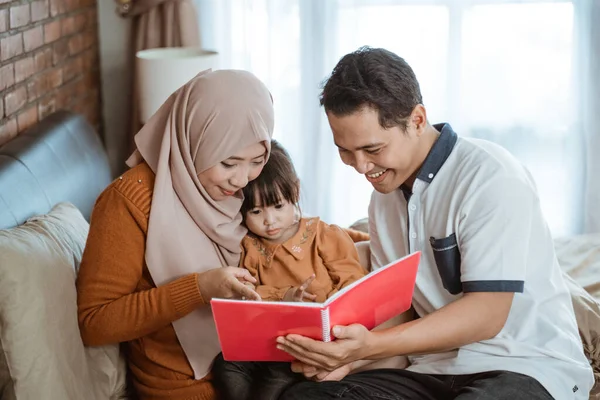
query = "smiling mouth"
(220, 188, 236, 196)
(365, 169, 388, 184)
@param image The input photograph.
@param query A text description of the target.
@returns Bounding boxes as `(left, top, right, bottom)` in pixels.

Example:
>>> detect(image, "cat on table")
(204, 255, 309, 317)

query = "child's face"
(245, 196, 298, 243)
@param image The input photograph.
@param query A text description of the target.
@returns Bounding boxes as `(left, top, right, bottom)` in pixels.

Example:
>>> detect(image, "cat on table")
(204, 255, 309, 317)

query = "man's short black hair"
(320, 46, 423, 130)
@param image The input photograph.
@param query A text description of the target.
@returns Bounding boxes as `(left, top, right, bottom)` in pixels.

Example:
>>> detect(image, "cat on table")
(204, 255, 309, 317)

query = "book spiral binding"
(321, 308, 331, 342)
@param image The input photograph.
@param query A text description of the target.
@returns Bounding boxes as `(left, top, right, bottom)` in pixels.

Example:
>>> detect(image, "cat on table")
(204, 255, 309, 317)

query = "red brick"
(23, 26, 44, 52)
(31, 0, 49, 22)
(1, 33, 23, 62)
(33, 68, 62, 97)
(44, 20, 61, 43)
(68, 35, 83, 55)
(0, 118, 18, 146)
(85, 70, 98, 86)
(26, 79, 40, 101)
(89, 70, 101, 84)
(71, 98, 84, 114)
(4, 86, 28, 116)
(9, 4, 30, 29)
(74, 12, 85, 33)
(38, 95, 56, 119)
(34, 47, 53, 71)
(61, 15, 74, 35)
(55, 84, 69, 108)
(0, 0, 100, 140)
(64, 0, 79, 13)
(3, 34, 24, 59)
(80, 48, 94, 70)
(27, 64, 56, 101)
(52, 39, 68, 65)
(0, 9, 8, 33)
(28, 72, 52, 102)
(0, 63, 14, 91)
(82, 30, 95, 50)
(63, 56, 82, 81)
(43, 67, 62, 90)
(14, 57, 34, 83)
(49, 0, 65, 16)
(74, 75, 86, 98)
(17, 105, 38, 132)
(84, 100, 98, 125)
(86, 8, 96, 26)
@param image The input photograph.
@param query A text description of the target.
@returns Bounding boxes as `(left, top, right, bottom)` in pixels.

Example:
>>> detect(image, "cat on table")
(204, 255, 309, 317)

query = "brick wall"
(0, 0, 102, 146)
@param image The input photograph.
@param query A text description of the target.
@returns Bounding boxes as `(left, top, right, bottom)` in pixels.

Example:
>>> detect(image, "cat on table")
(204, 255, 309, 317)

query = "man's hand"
(197, 267, 261, 302)
(277, 291, 514, 370)
(283, 274, 317, 302)
(277, 323, 372, 371)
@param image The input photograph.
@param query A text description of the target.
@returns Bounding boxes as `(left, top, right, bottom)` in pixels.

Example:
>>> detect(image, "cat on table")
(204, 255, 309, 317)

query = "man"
(277, 47, 593, 399)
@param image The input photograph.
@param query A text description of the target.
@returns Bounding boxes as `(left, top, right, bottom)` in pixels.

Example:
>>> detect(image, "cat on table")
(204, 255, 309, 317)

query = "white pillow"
(0, 203, 128, 400)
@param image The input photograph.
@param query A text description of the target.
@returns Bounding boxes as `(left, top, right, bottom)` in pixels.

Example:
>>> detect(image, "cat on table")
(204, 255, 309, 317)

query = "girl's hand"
(197, 267, 261, 302)
(283, 274, 317, 302)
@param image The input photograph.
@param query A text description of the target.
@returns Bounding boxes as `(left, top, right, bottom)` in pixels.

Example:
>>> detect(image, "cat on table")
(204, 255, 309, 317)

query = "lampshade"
(136, 47, 219, 123)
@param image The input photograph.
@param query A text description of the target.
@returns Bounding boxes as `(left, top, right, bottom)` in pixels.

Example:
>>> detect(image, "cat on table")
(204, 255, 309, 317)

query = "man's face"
(328, 107, 423, 194)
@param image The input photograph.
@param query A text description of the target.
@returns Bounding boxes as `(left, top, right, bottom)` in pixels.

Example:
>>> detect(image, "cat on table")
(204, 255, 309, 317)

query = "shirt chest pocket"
(429, 233, 462, 295)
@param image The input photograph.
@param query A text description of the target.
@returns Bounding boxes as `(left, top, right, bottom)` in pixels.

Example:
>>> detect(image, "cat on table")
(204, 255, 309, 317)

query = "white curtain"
(577, 0, 600, 233)
(198, 0, 598, 237)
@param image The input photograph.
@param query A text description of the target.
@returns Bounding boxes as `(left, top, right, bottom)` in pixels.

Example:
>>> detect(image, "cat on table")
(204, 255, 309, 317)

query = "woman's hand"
(197, 267, 261, 301)
(283, 274, 317, 302)
(242, 281, 257, 297)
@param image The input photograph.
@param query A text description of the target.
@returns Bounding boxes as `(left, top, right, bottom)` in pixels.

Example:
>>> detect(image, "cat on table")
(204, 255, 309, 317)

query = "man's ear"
(411, 104, 427, 134)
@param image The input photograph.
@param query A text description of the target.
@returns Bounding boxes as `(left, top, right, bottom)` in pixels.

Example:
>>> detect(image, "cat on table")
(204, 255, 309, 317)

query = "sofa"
(1, 111, 600, 399)
(0, 111, 128, 399)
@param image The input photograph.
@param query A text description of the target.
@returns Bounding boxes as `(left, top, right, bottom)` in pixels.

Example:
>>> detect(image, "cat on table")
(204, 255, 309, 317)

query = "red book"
(211, 251, 421, 362)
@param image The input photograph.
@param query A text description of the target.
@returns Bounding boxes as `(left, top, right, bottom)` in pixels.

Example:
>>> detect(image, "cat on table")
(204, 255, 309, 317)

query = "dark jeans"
(279, 369, 554, 400)
(212, 353, 304, 400)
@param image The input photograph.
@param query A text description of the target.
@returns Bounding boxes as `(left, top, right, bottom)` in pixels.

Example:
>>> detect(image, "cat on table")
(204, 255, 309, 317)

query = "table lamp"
(136, 47, 219, 123)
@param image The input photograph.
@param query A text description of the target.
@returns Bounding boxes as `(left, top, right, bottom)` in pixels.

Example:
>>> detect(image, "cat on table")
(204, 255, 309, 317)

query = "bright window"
(201, 0, 583, 236)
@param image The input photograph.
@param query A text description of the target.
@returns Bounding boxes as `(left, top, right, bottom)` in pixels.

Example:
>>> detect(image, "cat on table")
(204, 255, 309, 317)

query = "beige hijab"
(126, 69, 274, 379)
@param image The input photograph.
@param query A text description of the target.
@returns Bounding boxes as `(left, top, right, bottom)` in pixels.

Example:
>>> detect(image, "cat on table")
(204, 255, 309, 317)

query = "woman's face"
(198, 143, 267, 201)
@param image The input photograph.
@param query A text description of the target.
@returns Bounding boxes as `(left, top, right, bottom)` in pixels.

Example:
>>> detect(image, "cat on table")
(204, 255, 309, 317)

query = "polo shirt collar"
(400, 123, 457, 199)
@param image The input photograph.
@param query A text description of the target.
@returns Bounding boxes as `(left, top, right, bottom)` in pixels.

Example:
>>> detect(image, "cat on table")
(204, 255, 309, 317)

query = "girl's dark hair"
(241, 140, 300, 214)
(320, 46, 423, 131)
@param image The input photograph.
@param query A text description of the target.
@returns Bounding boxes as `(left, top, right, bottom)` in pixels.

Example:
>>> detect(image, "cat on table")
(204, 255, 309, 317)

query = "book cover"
(211, 251, 420, 361)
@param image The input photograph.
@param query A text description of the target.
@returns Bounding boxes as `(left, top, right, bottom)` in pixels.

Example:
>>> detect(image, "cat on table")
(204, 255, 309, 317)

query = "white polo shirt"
(369, 123, 593, 399)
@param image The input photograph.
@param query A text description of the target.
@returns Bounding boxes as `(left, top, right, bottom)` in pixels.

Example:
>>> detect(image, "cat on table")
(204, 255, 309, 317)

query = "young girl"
(212, 140, 368, 400)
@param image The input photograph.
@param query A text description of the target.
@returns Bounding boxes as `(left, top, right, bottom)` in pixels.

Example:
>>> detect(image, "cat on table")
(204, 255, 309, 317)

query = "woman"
(76, 69, 274, 400)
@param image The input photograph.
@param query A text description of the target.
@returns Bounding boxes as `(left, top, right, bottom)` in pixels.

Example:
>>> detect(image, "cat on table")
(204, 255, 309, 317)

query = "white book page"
(211, 298, 323, 308)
